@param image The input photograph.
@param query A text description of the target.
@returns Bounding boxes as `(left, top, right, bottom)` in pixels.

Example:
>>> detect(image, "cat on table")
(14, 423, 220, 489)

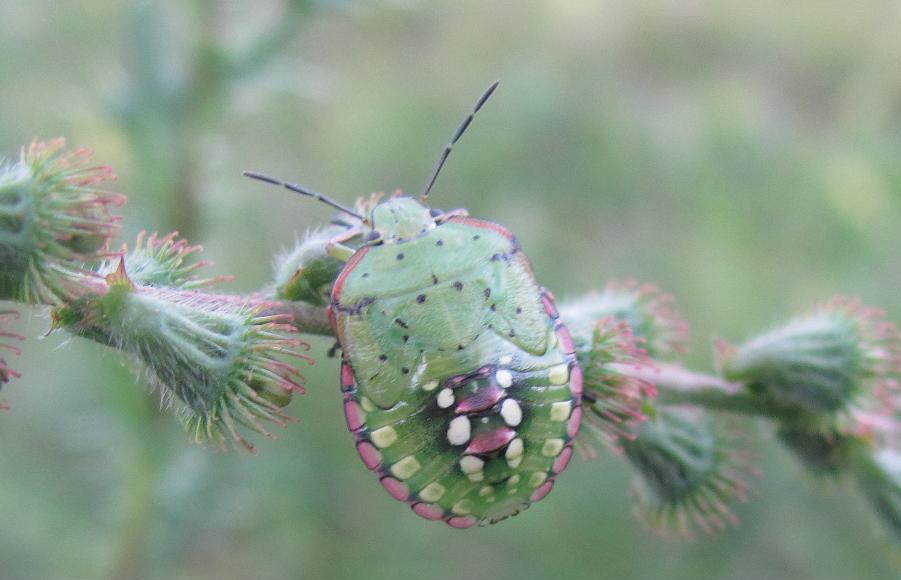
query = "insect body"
(246, 83, 582, 527)
(333, 206, 582, 527)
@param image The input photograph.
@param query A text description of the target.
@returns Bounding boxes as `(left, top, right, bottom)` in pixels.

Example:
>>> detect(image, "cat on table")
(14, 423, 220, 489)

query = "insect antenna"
(419, 80, 500, 203)
(243, 171, 365, 221)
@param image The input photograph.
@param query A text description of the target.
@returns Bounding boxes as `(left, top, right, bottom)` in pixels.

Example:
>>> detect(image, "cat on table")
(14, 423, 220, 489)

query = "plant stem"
(612, 362, 740, 393)
(612, 361, 789, 418)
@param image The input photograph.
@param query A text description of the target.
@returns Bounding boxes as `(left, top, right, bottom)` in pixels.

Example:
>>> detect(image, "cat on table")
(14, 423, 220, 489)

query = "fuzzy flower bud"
(577, 317, 658, 452)
(0, 139, 124, 304)
(273, 226, 347, 305)
(720, 297, 901, 418)
(98, 231, 230, 289)
(53, 262, 312, 452)
(560, 279, 689, 359)
(622, 409, 757, 540)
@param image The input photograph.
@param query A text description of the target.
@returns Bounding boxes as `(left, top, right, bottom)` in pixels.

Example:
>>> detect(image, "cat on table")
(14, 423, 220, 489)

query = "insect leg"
(326, 225, 364, 262)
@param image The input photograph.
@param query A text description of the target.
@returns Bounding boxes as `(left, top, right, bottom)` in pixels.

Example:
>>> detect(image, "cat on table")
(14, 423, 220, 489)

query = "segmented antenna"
(243, 171, 365, 221)
(419, 80, 500, 202)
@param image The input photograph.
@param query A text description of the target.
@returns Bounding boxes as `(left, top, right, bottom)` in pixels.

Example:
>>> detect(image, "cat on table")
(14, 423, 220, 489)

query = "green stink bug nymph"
(246, 82, 582, 528)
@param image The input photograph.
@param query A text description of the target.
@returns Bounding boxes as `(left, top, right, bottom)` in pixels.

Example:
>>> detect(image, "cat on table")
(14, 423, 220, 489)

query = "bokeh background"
(2, 1, 901, 579)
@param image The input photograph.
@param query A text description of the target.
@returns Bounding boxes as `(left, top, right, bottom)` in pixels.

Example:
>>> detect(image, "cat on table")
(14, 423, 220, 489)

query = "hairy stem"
(614, 362, 740, 393)
(613, 362, 789, 418)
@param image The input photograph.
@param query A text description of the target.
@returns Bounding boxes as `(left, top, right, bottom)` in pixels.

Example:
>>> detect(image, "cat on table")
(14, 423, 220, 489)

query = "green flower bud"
(99, 231, 230, 289)
(54, 263, 312, 452)
(622, 409, 757, 540)
(273, 226, 347, 305)
(579, 317, 658, 452)
(0, 139, 124, 304)
(560, 279, 689, 359)
(720, 297, 901, 418)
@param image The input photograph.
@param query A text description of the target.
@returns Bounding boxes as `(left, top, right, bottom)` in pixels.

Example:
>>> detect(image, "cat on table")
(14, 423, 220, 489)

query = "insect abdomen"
(341, 290, 581, 527)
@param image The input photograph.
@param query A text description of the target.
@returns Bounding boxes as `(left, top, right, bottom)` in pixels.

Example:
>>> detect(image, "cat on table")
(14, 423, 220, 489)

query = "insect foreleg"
(326, 225, 364, 262)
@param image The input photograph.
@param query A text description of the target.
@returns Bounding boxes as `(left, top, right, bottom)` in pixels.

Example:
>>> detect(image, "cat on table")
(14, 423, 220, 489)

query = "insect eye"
(430, 208, 444, 217)
(366, 231, 381, 242)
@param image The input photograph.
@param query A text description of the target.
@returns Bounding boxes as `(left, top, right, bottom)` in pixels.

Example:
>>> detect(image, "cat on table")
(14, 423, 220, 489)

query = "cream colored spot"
(499, 354, 513, 365)
(507, 488, 518, 495)
(360, 397, 376, 412)
(447, 416, 471, 445)
(548, 364, 569, 385)
(528, 472, 548, 488)
(460, 455, 484, 474)
(420, 482, 445, 502)
(422, 379, 439, 392)
(506, 437, 524, 459)
(500, 399, 522, 427)
(452, 500, 474, 515)
(479, 486, 495, 496)
(507, 474, 521, 486)
(542, 438, 565, 457)
(437, 388, 454, 409)
(506, 437, 525, 469)
(467, 472, 484, 482)
(371, 426, 398, 448)
(550, 401, 572, 422)
(391, 455, 421, 480)
(496, 369, 513, 388)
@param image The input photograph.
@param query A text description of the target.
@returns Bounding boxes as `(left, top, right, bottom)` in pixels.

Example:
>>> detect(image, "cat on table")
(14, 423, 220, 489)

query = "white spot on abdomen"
(420, 481, 445, 501)
(548, 364, 569, 385)
(371, 426, 398, 448)
(391, 455, 421, 480)
(542, 438, 564, 457)
(452, 499, 474, 515)
(528, 472, 548, 488)
(437, 388, 454, 408)
(506, 437, 524, 469)
(447, 416, 471, 445)
(460, 455, 484, 474)
(500, 399, 522, 426)
(549, 401, 572, 422)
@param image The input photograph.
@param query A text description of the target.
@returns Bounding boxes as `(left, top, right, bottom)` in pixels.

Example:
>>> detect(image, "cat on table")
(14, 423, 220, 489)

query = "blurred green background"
(2, 1, 901, 579)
